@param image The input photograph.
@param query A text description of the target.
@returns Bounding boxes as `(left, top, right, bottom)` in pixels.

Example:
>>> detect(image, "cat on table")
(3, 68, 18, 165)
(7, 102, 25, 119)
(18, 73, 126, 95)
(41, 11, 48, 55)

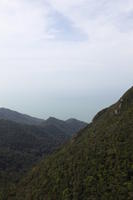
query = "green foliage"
(11, 86, 133, 200)
(0, 119, 71, 196)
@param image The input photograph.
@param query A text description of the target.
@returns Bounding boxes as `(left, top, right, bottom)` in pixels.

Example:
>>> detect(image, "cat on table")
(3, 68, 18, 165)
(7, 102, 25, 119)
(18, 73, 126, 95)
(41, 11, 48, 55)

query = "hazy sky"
(0, 0, 133, 122)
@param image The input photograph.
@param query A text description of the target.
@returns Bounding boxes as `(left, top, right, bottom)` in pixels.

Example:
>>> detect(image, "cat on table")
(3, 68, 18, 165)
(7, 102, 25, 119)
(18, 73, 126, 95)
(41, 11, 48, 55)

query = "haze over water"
(0, 0, 133, 121)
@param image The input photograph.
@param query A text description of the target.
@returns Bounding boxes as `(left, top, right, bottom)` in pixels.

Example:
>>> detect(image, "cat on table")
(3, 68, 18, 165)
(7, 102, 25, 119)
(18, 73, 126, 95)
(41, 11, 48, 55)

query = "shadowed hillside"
(0, 115, 87, 199)
(41, 117, 87, 136)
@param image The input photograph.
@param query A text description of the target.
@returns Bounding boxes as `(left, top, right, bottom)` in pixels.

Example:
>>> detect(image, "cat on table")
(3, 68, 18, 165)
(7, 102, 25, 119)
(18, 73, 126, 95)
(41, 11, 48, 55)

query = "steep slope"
(13, 87, 133, 200)
(0, 108, 44, 125)
(41, 117, 87, 136)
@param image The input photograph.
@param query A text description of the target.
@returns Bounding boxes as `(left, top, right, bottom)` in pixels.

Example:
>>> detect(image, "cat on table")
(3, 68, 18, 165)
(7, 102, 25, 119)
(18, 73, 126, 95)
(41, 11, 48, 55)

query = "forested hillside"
(0, 120, 71, 198)
(12, 87, 133, 200)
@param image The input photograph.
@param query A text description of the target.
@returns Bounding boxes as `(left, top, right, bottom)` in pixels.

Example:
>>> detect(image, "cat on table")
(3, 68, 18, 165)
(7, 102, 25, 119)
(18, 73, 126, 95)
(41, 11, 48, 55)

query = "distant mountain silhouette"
(0, 108, 87, 134)
(0, 108, 44, 125)
(41, 117, 87, 136)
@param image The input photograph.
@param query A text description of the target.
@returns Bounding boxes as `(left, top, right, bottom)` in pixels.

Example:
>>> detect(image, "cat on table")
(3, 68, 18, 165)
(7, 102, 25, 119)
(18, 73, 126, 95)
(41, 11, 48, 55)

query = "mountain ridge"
(12, 86, 133, 200)
(41, 116, 87, 136)
(0, 108, 44, 125)
(0, 108, 87, 129)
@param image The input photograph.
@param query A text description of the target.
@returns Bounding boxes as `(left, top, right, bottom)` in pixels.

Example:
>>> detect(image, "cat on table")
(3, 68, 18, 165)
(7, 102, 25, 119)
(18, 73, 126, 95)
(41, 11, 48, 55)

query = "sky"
(0, 0, 133, 122)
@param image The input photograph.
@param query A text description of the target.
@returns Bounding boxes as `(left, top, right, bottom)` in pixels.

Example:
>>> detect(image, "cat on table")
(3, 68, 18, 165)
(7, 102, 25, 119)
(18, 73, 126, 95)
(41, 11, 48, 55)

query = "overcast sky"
(0, 0, 133, 122)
